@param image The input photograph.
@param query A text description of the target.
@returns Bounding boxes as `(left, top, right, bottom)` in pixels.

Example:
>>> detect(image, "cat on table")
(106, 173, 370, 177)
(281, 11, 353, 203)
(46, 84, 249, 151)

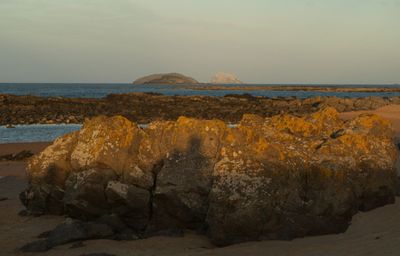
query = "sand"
(0, 106, 400, 255)
(340, 104, 400, 135)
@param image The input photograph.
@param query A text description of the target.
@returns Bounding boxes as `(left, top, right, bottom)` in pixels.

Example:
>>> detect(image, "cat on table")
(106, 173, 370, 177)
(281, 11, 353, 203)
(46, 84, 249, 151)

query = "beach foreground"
(0, 105, 399, 255)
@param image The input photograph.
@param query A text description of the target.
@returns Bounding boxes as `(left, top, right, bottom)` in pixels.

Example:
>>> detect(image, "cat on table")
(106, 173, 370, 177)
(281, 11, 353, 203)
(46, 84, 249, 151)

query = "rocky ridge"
(1, 93, 400, 125)
(21, 108, 398, 246)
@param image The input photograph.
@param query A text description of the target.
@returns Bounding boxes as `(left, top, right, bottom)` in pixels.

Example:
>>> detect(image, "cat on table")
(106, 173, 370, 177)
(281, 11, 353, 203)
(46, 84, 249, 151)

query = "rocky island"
(20, 108, 398, 248)
(133, 73, 199, 85)
(210, 72, 243, 84)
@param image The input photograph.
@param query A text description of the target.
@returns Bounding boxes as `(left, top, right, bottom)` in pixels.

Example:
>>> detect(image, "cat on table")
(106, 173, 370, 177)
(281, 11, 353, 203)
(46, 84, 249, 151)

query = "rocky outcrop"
(211, 72, 243, 84)
(20, 216, 137, 252)
(2, 93, 400, 125)
(20, 109, 398, 245)
(133, 73, 198, 85)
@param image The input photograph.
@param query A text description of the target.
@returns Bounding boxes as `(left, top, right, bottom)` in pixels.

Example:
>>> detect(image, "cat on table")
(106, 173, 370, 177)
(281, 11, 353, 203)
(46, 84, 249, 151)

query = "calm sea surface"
(1, 83, 400, 98)
(1, 83, 400, 143)
(0, 124, 82, 143)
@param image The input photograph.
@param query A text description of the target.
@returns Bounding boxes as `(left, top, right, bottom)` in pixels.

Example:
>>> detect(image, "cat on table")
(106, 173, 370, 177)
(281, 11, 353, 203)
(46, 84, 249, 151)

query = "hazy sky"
(0, 0, 399, 84)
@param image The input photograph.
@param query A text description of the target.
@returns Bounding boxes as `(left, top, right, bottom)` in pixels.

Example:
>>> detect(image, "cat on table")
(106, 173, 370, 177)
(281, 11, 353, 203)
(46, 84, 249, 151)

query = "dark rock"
(19, 184, 65, 215)
(37, 230, 51, 238)
(0, 197, 8, 201)
(150, 121, 223, 231)
(0, 150, 33, 161)
(112, 228, 139, 241)
(64, 169, 117, 219)
(46, 219, 90, 246)
(20, 239, 49, 253)
(105, 181, 150, 231)
(24, 218, 115, 251)
(96, 214, 127, 233)
(18, 210, 29, 216)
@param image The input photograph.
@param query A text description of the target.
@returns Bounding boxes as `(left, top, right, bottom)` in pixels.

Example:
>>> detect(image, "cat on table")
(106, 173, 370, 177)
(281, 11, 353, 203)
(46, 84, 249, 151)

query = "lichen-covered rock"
(150, 117, 228, 231)
(64, 169, 117, 219)
(21, 108, 398, 245)
(106, 181, 150, 231)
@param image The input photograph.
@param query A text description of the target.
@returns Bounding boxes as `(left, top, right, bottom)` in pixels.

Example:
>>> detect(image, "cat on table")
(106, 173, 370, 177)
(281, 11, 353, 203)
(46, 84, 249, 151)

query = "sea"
(1, 83, 400, 143)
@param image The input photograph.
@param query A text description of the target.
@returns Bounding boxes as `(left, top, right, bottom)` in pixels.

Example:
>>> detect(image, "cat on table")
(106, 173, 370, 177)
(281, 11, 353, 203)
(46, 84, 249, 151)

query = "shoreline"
(181, 84, 400, 92)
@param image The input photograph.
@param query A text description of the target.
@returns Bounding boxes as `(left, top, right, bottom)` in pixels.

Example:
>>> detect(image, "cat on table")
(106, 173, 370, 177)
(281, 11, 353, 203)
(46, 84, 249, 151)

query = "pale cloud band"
(0, 0, 399, 83)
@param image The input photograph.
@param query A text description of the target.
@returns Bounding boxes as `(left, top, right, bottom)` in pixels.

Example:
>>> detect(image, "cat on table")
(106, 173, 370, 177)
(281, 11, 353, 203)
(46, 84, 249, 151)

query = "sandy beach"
(1, 106, 399, 256)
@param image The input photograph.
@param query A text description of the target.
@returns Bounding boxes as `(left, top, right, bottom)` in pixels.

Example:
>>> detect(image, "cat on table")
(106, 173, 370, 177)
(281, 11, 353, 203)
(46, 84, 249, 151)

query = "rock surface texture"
(21, 109, 398, 245)
(2, 93, 400, 125)
(211, 72, 243, 84)
(133, 73, 198, 85)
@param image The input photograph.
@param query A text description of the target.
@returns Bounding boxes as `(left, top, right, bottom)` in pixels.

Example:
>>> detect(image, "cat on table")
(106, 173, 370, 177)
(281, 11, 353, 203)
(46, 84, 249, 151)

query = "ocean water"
(0, 124, 82, 143)
(0, 123, 238, 143)
(1, 83, 400, 98)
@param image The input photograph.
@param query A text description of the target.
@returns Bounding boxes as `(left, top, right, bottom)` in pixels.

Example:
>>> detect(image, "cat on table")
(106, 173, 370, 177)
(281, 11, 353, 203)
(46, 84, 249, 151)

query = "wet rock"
(21, 218, 115, 252)
(2, 93, 400, 125)
(21, 110, 398, 246)
(94, 214, 140, 240)
(0, 150, 33, 161)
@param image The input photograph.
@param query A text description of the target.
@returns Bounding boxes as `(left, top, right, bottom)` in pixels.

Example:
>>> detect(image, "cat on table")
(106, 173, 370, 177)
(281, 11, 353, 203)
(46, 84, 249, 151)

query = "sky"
(0, 0, 399, 84)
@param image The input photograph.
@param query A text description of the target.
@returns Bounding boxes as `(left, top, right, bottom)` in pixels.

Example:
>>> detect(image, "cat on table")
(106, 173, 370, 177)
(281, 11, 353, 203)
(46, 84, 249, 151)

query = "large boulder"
(133, 73, 199, 85)
(21, 109, 398, 245)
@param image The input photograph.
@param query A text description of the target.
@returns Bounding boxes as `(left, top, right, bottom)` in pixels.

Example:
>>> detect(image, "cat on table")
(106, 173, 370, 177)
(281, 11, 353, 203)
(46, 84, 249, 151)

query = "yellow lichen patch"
(352, 114, 392, 130)
(269, 107, 343, 138)
(156, 116, 228, 158)
(337, 134, 370, 153)
(27, 131, 78, 186)
(70, 115, 140, 173)
(311, 107, 339, 122)
(252, 137, 270, 154)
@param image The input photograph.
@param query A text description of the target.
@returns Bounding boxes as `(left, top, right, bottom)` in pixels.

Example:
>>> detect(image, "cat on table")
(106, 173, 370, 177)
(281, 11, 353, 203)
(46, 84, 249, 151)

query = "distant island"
(210, 72, 243, 84)
(133, 73, 199, 85)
